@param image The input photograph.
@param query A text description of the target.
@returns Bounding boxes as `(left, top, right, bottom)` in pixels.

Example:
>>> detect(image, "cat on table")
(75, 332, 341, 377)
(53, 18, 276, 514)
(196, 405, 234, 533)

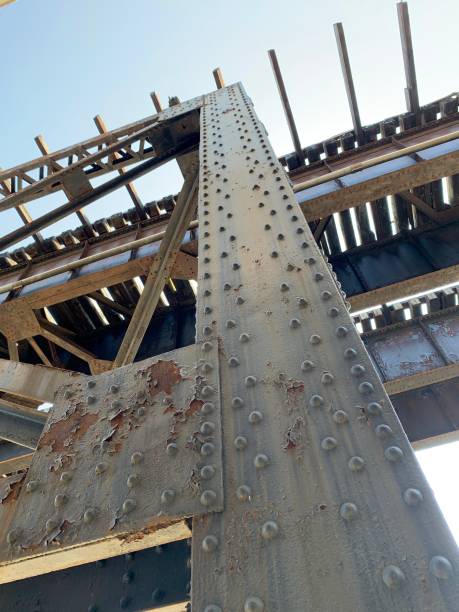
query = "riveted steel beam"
(0, 541, 189, 612)
(0, 344, 222, 584)
(191, 84, 458, 611)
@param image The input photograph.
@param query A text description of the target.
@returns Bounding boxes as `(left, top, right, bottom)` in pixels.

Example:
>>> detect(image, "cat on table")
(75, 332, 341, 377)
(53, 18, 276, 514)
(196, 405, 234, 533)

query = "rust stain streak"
(38, 408, 98, 453)
(1, 472, 26, 505)
(145, 360, 183, 398)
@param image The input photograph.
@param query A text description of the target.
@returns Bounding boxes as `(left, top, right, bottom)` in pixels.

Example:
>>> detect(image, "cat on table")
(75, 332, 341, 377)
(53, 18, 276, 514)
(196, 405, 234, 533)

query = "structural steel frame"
(0, 2, 458, 605)
(0, 82, 456, 612)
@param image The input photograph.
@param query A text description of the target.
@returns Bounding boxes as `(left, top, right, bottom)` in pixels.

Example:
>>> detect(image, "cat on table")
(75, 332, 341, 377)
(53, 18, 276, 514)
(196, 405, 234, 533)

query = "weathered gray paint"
(191, 84, 458, 611)
(0, 344, 222, 577)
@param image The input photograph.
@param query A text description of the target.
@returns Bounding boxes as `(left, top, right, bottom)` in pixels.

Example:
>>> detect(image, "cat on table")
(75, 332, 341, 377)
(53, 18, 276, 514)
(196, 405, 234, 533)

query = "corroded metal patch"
(0, 344, 222, 563)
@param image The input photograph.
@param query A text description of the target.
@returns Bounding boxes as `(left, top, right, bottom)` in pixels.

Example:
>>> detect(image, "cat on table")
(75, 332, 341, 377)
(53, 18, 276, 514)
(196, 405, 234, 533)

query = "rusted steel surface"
(191, 84, 458, 611)
(0, 344, 222, 582)
(365, 325, 445, 380)
(426, 314, 459, 362)
(362, 308, 459, 390)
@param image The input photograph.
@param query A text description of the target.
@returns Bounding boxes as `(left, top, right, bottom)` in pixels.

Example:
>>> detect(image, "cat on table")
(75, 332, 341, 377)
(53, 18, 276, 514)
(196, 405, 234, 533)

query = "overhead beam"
(0, 359, 78, 403)
(294, 129, 459, 194)
(0, 393, 43, 419)
(113, 171, 199, 367)
(0, 225, 197, 314)
(27, 337, 52, 367)
(0, 137, 199, 251)
(0, 94, 203, 207)
(298, 144, 459, 222)
(268, 49, 304, 164)
(0, 166, 45, 247)
(0, 408, 42, 449)
(333, 22, 363, 143)
(0, 450, 33, 476)
(34, 134, 94, 231)
(0, 518, 190, 585)
(385, 362, 459, 395)
(38, 320, 111, 374)
(89, 291, 133, 317)
(348, 262, 459, 313)
(397, 1, 420, 115)
(93, 114, 146, 219)
(0, 108, 198, 213)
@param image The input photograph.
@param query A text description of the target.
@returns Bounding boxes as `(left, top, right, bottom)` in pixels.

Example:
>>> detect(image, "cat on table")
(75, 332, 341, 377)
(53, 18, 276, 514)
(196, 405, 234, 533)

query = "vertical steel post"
(334, 22, 364, 145)
(192, 83, 458, 611)
(397, 1, 420, 115)
(268, 49, 304, 165)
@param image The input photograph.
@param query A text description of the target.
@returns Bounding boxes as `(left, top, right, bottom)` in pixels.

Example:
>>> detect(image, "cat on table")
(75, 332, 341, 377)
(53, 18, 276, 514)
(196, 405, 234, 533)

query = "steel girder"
(0, 541, 189, 611)
(0, 84, 457, 611)
(191, 84, 458, 611)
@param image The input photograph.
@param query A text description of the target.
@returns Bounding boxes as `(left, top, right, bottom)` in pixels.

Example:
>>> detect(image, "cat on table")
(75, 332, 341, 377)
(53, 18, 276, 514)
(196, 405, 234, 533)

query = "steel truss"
(0, 83, 456, 611)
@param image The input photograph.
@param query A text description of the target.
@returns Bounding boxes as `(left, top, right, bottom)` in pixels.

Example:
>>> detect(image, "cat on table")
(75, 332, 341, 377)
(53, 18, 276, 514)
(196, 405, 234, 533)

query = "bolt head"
(348, 456, 365, 472)
(384, 446, 404, 462)
(122, 498, 137, 514)
(130, 451, 144, 465)
(161, 490, 175, 505)
(232, 397, 244, 409)
(83, 508, 96, 524)
(403, 488, 423, 507)
(301, 360, 315, 372)
(261, 521, 279, 540)
(248, 411, 263, 424)
(340, 502, 358, 521)
(234, 435, 248, 450)
(321, 437, 337, 451)
(350, 364, 366, 377)
(95, 462, 107, 475)
(236, 484, 252, 501)
(375, 424, 393, 439)
(245, 375, 257, 387)
(333, 410, 348, 424)
(309, 394, 324, 408)
(358, 381, 375, 395)
(166, 442, 178, 455)
(198, 406, 216, 427)
(201, 442, 215, 457)
(254, 454, 269, 469)
(200, 489, 217, 507)
(127, 474, 140, 489)
(202, 535, 219, 552)
(54, 493, 68, 508)
(366, 402, 382, 416)
(244, 597, 264, 612)
(382, 565, 405, 589)
(429, 556, 453, 580)
(200, 465, 216, 480)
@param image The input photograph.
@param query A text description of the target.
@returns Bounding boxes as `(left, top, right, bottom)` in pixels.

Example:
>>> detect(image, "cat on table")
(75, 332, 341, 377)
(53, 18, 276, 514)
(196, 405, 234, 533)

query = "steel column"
(191, 84, 458, 611)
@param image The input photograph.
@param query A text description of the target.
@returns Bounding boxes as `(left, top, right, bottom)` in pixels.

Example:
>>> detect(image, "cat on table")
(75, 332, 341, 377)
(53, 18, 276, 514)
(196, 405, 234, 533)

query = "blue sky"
(1, 0, 459, 544)
(1, 0, 458, 239)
